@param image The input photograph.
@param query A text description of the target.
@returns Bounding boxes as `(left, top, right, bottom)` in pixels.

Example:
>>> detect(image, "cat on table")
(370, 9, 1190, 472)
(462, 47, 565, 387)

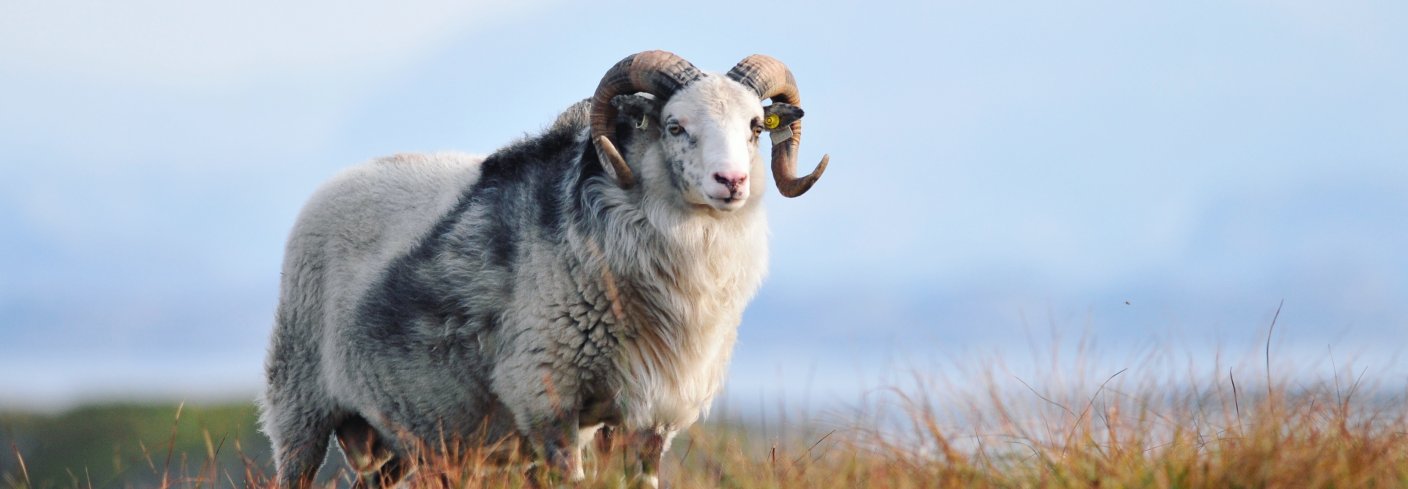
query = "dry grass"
(6, 345, 1407, 488)
(658, 368, 1405, 489)
(11, 379, 1404, 489)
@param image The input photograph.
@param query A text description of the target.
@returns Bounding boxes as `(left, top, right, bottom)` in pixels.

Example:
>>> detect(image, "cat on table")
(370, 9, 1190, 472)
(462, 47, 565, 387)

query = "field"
(4, 350, 1407, 488)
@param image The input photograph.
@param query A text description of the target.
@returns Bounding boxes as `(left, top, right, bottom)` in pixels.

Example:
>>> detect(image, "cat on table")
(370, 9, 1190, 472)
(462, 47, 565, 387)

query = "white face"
(657, 77, 766, 212)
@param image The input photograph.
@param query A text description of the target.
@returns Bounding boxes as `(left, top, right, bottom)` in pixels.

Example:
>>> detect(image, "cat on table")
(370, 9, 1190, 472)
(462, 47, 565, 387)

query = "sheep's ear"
(763, 103, 804, 131)
(611, 94, 660, 131)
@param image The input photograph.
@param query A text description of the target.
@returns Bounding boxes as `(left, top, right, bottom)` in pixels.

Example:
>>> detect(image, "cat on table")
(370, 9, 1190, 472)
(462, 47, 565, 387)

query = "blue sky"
(2, 1, 1406, 410)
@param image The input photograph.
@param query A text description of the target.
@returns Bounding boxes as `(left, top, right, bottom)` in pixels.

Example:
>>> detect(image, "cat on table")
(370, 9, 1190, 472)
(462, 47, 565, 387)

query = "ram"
(259, 50, 829, 488)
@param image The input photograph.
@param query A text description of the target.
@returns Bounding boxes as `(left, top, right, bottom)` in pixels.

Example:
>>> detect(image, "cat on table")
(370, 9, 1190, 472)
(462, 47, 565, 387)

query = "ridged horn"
(589, 50, 703, 189)
(726, 54, 829, 197)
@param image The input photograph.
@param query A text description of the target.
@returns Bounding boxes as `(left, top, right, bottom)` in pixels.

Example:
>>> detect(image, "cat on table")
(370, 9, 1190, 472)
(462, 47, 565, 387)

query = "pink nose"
(713, 171, 748, 192)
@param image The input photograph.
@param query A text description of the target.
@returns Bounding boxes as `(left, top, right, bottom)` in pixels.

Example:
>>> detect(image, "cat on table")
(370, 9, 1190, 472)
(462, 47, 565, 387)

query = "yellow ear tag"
(764, 114, 780, 130)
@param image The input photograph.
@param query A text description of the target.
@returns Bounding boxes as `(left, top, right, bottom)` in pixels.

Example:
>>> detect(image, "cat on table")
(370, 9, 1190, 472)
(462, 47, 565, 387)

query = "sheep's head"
(590, 51, 829, 212)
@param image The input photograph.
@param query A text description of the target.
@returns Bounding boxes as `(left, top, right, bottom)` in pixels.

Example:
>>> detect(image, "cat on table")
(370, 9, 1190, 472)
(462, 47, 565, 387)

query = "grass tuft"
(3, 349, 1406, 488)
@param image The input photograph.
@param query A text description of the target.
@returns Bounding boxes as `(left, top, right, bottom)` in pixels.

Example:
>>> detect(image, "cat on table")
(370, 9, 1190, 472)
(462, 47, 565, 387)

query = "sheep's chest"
(511, 210, 768, 431)
(606, 262, 761, 429)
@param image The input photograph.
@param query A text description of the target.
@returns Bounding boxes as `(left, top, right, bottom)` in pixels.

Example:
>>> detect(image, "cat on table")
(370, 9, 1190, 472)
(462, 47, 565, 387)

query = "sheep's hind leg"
(335, 415, 410, 489)
(265, 406, 336, 489)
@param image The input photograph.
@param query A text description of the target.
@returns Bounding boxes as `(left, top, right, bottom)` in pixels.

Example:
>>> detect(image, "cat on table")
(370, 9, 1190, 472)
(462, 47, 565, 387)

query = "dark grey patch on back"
(354, 102, 597, 357)
(481, 192, 520, 270)
(535, 176, 564, 237)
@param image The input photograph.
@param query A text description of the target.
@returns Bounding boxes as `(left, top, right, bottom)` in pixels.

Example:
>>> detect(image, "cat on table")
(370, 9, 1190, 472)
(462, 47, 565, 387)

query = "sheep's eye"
(667, 123, 685, 136)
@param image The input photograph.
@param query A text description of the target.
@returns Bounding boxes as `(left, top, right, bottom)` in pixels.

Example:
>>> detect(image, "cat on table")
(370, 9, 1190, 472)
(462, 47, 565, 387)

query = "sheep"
(259, 50, 829, 488)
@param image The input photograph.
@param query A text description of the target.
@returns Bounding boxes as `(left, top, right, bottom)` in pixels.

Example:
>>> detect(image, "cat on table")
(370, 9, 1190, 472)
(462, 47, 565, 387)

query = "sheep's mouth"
(707, 196, 746, 211)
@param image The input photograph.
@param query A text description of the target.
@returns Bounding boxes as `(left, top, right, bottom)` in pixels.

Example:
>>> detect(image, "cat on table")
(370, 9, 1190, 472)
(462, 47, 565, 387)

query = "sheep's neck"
(576, 200, 769, 429)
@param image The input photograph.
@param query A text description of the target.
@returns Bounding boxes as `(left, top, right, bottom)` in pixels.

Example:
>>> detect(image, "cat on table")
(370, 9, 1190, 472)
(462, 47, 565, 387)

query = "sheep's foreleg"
(627, 428, 670, 489)
(524, 414, 585, 487)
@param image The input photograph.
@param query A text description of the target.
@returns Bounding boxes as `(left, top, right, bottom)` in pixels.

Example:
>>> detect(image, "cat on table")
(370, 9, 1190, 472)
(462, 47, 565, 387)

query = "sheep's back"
(280, 152, 485, 347)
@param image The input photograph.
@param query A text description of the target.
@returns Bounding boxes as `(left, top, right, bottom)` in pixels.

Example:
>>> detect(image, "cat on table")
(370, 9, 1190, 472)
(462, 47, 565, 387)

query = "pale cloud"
(0, 0, 549, 88)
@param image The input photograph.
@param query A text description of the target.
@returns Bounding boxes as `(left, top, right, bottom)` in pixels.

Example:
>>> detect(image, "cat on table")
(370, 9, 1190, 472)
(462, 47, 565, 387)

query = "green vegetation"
(1, 402, 271, 488)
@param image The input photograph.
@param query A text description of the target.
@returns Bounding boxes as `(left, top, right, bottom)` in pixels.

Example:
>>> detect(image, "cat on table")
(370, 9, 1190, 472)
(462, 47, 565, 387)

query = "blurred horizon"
(3, 1, 1406, 411)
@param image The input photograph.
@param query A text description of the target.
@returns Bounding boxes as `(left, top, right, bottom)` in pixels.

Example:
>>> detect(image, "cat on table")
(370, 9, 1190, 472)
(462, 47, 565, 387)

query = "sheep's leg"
(356, 457, 412, 489)
(577, 423, 609, 477)
(593, 424, 616, 455)
(334, 415, 409, 488)
(627, 428, 670, 489)
(262, 374, 336, 488)
(523, 415, 585, 486)
(266, 409, 335, 489)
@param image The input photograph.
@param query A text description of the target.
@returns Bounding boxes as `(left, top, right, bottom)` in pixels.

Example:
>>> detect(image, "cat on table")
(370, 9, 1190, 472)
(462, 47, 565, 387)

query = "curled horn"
(727, 55, 829, 197)
(589, 50, 703, 189)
